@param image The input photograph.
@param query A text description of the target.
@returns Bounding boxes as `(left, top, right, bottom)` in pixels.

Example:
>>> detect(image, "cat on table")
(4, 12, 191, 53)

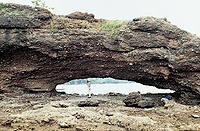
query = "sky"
(1, 0, 200, 36)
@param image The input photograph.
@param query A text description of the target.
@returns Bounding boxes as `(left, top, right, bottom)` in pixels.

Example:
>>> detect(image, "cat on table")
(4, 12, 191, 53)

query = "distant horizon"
(62, 78, 134, 85)
(56, 83, 174, 94)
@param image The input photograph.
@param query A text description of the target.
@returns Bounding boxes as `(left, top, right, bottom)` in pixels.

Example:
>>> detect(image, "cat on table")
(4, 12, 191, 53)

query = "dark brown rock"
(0, 14, 41, 29)
(137, 100, 154, 108)
(0, 3, 200, 99)
(123, 92, 155, 107)
(66, 11, 97, 22)
(123, 92, 142, 107)
(0, 3, 52, 29)
(78, 100, 99, 107)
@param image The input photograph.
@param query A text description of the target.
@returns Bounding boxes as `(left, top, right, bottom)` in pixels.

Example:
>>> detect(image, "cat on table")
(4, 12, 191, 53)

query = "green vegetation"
(0, 2, 6, 13)
(50, 21, 56, 29)
(81, 21, 90, 29)
(98, 20, 127, 34)
(64, 78, 133, 85)
(0, 2, 5, 9)
(0, 9, 34, 15)
(31, 0, 54, 10)
(0, 1, 127, 34)
(0, 2, 34, 15)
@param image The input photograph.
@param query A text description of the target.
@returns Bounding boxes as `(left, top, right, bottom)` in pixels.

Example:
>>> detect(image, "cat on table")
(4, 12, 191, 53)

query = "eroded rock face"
(123, 92, 142, 107)
(123, 92, 155, 108)
(0, 3, 200, 97)
(0, 3, 52, 29)
(66, 11, 98, 23)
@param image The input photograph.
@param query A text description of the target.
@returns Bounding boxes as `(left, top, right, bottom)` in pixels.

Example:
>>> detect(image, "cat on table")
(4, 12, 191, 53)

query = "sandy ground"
(0, 92, 200, 131)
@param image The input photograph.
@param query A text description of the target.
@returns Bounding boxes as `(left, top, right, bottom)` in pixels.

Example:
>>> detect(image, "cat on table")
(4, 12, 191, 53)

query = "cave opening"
(55, 77, 175, 95)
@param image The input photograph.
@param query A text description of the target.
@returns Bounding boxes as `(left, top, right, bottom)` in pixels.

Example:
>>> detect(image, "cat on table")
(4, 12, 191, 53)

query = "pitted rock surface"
(0, 3, 200, 99)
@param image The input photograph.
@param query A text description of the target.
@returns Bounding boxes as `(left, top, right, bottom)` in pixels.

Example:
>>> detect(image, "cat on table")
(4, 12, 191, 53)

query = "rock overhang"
(0, 3, 199, 98)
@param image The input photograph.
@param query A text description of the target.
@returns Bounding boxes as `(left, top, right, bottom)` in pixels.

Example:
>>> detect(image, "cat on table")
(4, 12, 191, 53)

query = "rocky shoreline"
(0, 91, 200, 131)
(0, 3, 200, 130)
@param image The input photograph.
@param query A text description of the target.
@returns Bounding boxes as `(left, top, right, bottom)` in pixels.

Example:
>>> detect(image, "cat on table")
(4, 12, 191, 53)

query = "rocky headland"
(0, 3, 200, 131)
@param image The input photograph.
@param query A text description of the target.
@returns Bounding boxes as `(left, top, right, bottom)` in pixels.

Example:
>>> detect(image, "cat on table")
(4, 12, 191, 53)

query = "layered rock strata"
(0, 3, 200, 97)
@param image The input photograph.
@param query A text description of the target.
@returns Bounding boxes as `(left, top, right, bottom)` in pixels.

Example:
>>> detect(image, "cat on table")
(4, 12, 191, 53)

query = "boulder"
(123, 92, 155, 108)
(137, 100, 154, 108)
(66, 11, 97, 22)
(123, 92, 142, 107)
(78, 100, 99, 107)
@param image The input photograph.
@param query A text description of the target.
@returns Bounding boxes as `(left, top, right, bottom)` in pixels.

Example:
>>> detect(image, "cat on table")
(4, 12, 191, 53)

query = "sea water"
(56, 83, 174, 95)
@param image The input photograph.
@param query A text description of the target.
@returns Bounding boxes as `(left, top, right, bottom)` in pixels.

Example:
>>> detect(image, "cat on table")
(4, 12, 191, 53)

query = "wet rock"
(78, 100, 99, 107)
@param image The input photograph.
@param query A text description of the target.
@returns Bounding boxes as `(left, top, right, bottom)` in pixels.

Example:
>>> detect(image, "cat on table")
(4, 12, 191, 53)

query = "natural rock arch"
(0, 3, 200, 98)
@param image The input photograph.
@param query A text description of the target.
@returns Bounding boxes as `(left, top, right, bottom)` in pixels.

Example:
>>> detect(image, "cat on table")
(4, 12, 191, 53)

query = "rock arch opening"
(55, 78, 175, 95)
(0, 4, 199, 102)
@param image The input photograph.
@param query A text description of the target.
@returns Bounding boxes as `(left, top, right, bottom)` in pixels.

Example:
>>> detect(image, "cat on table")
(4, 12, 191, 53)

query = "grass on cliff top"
(0, 2, 127, 34)
(78, 19, 128, 34)
(0, 2, 35, 15)
(48, 15, 128, 34)
(0, 2, 5, 8)
(98, 20, 127, 34)
(77, 19, 127, 34)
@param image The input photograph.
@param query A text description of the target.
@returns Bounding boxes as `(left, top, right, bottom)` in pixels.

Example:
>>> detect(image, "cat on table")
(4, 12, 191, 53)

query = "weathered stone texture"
(0, 3, 200, 97)
(0, 3, 52, 29)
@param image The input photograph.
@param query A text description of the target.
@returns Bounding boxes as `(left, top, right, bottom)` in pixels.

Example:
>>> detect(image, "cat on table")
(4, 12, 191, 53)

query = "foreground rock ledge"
(0, 3, 200, 97)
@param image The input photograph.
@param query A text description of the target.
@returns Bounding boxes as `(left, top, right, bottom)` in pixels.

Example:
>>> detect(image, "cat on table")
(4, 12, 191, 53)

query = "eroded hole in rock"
(55, 78, 175, 95)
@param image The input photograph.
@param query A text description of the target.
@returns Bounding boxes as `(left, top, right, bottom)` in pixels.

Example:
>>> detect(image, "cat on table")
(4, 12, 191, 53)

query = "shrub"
(31, 0, 54, 10)
(0, 2, 5, 9)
